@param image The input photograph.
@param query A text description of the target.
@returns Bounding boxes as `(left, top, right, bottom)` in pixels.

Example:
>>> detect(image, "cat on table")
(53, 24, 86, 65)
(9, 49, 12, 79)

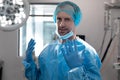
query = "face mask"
(56, 31, 74, 40)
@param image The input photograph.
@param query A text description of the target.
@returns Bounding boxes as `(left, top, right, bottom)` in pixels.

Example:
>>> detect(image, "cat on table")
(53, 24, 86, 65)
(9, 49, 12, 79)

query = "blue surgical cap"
(53, 1, 82, 26)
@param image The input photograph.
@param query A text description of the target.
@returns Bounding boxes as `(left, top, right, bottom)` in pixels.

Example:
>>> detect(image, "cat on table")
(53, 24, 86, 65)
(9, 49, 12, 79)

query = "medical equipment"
(101, 2, 120, 62)
(102, 2, 120, 80)
(56, 30, 74, 40)
(114, 17, 120, 80)
(0, 0, 30, 31)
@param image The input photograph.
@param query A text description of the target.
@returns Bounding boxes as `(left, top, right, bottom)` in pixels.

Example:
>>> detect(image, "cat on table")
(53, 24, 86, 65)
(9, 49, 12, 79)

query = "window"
(18, 3, 57, 57)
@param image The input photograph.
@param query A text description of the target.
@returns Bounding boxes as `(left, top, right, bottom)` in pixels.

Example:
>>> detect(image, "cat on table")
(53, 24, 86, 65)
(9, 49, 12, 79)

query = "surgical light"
(0, 0, 30, 31)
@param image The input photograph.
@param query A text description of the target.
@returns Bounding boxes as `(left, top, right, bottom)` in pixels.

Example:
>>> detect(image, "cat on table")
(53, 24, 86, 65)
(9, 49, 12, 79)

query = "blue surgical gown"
(22, 38, 102, 80)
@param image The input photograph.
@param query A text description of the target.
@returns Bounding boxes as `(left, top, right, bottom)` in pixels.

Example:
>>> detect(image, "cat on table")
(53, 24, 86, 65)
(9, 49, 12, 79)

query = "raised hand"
(25, 38, 36, 62)
(61, 40, 85, 69)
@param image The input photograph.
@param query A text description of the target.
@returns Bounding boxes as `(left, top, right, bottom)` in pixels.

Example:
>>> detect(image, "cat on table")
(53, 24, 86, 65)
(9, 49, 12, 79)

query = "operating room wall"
(0, 0, 119, 80)
(0, 30, 24, 80)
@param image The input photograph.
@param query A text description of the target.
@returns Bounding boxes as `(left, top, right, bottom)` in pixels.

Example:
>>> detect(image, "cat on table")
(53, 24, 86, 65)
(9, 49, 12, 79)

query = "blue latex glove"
(61, 40, 85, 69)
(25, 39, 36, 62)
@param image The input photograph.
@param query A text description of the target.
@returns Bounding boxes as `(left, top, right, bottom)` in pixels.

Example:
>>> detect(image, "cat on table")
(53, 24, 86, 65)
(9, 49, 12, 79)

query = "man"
(22, 1, 102, 80)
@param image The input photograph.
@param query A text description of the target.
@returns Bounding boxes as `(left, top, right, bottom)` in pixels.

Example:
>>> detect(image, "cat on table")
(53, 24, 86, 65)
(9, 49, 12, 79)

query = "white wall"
(0, 0, 119, 80)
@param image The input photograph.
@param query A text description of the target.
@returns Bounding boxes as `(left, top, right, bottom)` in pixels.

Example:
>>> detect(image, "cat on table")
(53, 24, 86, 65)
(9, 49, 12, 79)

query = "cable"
(101, 32, 116, 63)
(101, 36, 117, 73)
(99, 30, 107, 57)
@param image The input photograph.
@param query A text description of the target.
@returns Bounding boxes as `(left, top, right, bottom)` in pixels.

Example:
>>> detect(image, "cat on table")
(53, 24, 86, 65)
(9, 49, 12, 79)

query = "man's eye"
(65, 18, 70, 21)
(57, 18, 61, 22)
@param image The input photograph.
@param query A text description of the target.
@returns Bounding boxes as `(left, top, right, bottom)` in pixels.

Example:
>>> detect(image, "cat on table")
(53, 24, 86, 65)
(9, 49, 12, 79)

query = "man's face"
(56, 12, 75, 36)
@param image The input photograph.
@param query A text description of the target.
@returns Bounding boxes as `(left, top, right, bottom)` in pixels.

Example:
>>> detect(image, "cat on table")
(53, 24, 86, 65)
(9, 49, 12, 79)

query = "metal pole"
(117, 17, 120, 80)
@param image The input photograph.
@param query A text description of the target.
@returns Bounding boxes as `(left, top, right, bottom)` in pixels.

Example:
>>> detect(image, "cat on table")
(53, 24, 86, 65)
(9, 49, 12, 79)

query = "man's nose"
(59, 20, 65, 27)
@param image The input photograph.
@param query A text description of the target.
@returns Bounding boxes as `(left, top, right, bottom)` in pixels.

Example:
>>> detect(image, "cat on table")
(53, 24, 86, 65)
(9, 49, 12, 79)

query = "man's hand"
(25, 39, 36, 62)
(61, 40, 85, 69)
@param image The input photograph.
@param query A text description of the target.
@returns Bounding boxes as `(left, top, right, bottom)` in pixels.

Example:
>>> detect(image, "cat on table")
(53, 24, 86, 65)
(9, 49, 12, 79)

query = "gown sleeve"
(22, 58, 41, 80)
(22, 44, 50, 80)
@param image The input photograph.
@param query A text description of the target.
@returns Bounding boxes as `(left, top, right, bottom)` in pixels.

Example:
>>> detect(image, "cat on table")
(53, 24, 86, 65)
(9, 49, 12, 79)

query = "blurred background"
(0, 0, 120, 80)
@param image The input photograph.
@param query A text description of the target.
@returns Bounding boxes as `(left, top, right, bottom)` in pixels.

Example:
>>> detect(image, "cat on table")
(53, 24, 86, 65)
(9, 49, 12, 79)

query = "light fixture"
(0, 0, 30, 31)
